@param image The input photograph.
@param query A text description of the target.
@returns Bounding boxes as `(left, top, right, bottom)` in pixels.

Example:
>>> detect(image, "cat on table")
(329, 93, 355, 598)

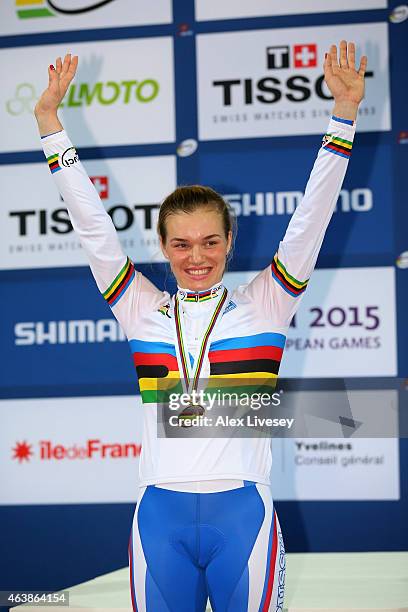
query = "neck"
(176, 278, 225, 303)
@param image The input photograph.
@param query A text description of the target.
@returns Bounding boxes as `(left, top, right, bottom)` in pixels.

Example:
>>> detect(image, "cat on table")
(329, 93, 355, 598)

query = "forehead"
(165, 208, 223, 238)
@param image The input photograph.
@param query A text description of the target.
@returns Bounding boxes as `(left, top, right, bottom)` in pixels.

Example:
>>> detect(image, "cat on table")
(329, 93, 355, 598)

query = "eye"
(174, 243, 188, 249)
(206, 240, 218, 246)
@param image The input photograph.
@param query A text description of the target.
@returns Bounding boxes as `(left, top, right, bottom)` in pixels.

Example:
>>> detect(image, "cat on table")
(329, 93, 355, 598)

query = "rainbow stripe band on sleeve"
(322, 133, 353, 159)
(102, 256, 135, 307)
(47, 153, 61, 174)
(271, 254, 309, 298)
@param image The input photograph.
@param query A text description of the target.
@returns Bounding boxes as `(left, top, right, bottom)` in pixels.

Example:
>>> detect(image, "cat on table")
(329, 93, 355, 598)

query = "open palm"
(35, 53, 78, 115)
(324, 41, 367, 105)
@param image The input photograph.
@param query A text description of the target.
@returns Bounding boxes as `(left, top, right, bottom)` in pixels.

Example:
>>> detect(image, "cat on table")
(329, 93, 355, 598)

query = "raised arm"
(34, 54, 162, 335)
(246, 41, 367, 327)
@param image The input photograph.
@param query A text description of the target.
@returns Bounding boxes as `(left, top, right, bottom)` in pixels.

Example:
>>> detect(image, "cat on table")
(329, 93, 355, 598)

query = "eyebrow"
(170, 234, 222, 242)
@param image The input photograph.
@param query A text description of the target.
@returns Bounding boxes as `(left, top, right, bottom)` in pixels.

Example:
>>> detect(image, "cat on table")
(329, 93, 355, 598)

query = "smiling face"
(160, 206, 233, 290)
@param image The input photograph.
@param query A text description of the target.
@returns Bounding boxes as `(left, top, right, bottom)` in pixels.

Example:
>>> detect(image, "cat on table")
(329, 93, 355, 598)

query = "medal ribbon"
(174, 287, 228, 396)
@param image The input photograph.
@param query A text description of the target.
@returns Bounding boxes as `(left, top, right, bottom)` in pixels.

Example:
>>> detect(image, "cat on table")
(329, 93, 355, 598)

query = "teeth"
(187, 269, 210, 276)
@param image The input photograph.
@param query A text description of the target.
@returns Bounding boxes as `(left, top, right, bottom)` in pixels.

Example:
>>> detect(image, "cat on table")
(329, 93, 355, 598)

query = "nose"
(190, 244, 206, 264)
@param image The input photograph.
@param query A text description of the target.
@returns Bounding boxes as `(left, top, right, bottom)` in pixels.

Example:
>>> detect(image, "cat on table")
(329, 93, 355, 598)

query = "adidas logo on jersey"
(223, 300, 237, 315)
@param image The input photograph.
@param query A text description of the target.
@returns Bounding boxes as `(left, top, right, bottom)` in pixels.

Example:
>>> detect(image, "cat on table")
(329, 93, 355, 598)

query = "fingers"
(339, 39, 348, 69)
(330, 44, 340, 73)
(328, 41, 366, 76)
(358, 54, 368, 77)
(67, 55, 79, 78)
(52, 52, 78, 85)
(347, 41, 355, 70)
(61, 52, 71, 76)
(48, 63, 58, 89)
(324, 51, 333, 77)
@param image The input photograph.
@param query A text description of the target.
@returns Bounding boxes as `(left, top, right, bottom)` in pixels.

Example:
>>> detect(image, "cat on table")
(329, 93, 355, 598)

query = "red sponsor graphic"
(178, 22, 193, 36)
(90, 176, 109, 199)
(12, 439, 141, 462)
(12, 441, 34, 463)
(293, 44, 317, 68)
(398, 131, 408, 144)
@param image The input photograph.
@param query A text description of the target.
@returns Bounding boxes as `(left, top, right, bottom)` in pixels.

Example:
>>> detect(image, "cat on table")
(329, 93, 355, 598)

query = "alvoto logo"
(60, 78, 159, 107)
(15, 0, 117, 20)
(6, 78, 159, 115)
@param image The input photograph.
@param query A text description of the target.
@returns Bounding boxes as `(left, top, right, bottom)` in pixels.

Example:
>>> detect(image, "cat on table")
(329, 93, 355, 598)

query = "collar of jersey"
(176, 280, 225, 303)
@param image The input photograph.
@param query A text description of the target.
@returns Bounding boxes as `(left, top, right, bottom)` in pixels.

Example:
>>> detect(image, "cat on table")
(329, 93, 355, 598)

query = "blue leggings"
(128, 482, 285, 611)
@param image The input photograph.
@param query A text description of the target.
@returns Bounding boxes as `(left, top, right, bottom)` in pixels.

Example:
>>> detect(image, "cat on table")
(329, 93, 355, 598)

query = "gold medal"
(178, 402, 205, 427)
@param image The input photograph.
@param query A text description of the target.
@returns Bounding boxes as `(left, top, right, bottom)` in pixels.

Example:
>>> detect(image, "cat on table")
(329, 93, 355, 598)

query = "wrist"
(332, 101, 359, 122)
(34, 109, 63, 137)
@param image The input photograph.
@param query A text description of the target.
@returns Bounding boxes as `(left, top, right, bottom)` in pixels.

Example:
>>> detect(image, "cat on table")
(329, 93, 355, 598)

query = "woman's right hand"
(35, 53, 78, 136)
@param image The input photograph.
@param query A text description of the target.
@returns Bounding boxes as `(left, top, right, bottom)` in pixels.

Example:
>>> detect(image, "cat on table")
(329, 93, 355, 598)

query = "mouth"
(185, 267, 212, 279)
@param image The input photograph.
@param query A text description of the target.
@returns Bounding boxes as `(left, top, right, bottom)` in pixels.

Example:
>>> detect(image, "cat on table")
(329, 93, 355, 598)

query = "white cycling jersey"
(41, 116, 355, 487)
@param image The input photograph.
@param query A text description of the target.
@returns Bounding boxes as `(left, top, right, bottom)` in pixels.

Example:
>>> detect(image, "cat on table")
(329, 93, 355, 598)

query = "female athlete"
(34, 41, 367, 612)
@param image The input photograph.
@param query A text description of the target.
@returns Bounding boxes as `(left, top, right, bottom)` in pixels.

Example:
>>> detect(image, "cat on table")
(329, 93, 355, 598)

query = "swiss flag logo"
(90, 176, 109, 200)
(294, 44, 317, 68)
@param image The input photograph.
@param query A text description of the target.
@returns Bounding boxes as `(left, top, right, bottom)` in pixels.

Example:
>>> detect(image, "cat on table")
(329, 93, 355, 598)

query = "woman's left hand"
(324, 40, 367, 107)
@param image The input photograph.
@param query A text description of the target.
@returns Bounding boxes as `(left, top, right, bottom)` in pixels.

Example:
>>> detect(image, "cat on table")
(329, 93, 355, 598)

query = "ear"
(226, 230, 233, 255)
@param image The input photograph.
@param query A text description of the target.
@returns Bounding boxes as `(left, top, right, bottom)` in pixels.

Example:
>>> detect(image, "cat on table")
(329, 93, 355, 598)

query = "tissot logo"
(293, 44, 317, 68)
(266, 44, 317, 70)
(12, 439, 142, 462)
(266, 46, 290, 70)
(9, 202, 160, 236)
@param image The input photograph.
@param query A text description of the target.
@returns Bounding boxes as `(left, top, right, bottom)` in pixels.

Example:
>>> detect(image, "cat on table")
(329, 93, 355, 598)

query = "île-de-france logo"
(12, 440, 34, 463)
(16, 0, 117, 20)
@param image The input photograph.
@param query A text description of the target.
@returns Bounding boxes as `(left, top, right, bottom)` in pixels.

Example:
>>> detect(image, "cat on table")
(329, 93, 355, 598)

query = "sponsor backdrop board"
(0, 37, 175, 153)
(0, 140, 393, 271)
(225, 267, 397, 377)
(0, 155, 175, 270)
(199, 141, 394, 265)
(0, 272, 134, 391)
(197, 22, 391, 139)
(0, 0, 172, 35)
(272, 434, 400, 501)
(0, 396, 143, 505)
(195, 0, 387, 21)
(0, 267, 397, 394)
(0, 395, 399, 505)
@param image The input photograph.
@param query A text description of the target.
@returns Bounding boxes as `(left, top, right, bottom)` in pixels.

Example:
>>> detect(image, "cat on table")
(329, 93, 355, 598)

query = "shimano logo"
(14, 319, 126, 345)
(224, 188, 373, 216)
